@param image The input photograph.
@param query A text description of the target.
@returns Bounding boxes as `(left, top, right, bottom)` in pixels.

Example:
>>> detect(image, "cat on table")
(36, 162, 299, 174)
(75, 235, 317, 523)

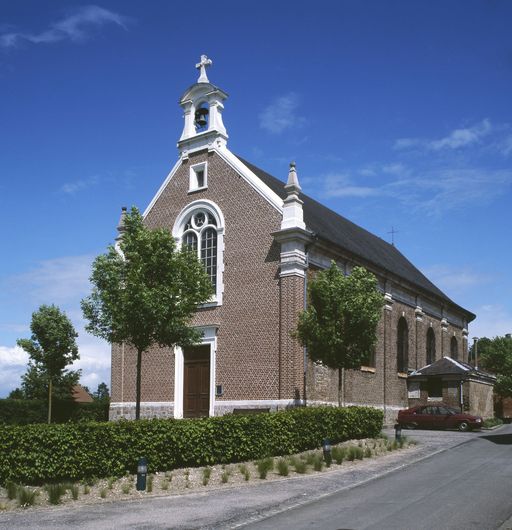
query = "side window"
(450, 336, 458, 360)
(397, 317, 409, 372)
(189, 162, 207, 192)
(426, 327, 436, 365)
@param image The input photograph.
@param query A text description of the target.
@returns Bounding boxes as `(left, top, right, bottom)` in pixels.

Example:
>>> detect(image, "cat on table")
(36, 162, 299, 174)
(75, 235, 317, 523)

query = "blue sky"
(1, 1, 511, 397)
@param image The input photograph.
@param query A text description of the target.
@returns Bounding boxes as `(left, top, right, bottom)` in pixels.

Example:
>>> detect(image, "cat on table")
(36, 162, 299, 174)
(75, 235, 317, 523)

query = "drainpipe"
(303, 250, 308, 408)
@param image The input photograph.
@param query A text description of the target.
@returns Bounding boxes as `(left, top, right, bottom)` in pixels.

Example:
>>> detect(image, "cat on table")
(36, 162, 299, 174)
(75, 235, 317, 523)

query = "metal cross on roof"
(196, 55, 212, 83)
(388, 226, 399, 246)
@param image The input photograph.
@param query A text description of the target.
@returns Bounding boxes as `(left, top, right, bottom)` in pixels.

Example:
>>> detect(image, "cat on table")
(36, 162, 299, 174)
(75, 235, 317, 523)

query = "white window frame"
(189, 162, 208, 192)
(173, 199, 225, 306)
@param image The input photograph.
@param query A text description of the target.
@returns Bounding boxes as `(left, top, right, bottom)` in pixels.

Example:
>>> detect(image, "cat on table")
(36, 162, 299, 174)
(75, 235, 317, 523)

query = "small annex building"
(110, 56, 477, 424)
(407, 357, 495, 419)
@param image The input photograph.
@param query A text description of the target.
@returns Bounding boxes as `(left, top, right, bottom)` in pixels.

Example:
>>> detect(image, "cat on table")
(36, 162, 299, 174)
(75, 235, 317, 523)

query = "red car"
(397, 404, 483, 432)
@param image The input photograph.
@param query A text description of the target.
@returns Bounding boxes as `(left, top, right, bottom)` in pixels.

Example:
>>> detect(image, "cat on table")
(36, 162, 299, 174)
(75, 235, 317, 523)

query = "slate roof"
(237, 155, 475, 320)
(409, 357, 496, 382)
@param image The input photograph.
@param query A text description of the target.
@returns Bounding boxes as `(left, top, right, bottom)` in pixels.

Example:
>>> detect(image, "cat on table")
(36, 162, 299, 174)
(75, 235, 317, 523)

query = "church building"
(110, 56, 475, 424)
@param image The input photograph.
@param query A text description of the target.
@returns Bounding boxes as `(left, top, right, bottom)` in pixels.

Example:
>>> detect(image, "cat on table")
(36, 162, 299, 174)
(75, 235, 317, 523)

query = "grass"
(221, 470, 230, 484)
(0, 502, 7, 511)
(257, 458, 274, 479)
(70, 484, 79, 500)
(99, 488, 107, 499)
(5, 480, 18, 501)
(121, 482, 132, 494)
(202, 467, 212, 486)
(17, 487, 37, 508)
(364, 447, 372, 458)
(46, 483, 66, 505)
(312, 453, 324, 471)
(483, 417, 504, 429)
(276, 458, 290, 476)
(347, 446, 357, 461)
(147, 474, 154, 493)
(160, 479, 169, 491)
(107, 477, 116, 490)
(184, 469, 190, 488)
(238, 464, 250, 481)
(83, 484, 90, 495)
(293, 459, 308, 474)
(332, 446, 346, 465)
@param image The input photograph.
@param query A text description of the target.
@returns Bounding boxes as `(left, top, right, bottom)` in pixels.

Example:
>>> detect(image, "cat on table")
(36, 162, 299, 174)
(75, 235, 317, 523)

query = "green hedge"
(0, 406, 382, 485)
(0, 399, 109, 425)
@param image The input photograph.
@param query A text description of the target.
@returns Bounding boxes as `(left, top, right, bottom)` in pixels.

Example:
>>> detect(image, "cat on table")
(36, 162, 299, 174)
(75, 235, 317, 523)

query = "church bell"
(194, 107, 209, 128)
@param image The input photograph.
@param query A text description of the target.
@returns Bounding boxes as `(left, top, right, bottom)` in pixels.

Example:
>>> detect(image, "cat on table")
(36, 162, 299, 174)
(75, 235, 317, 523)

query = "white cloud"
(499, 135, 512, 157)
(259, 93, 306, 134)
(7, 255, 95, 305)
(421, 265, 492, 294)
(320, 173, 382, 199)
(0, 345, 28, 367)
(394, 119, 492, 152)
(60, 175, 99, 195)
(1, 5, 128, 49)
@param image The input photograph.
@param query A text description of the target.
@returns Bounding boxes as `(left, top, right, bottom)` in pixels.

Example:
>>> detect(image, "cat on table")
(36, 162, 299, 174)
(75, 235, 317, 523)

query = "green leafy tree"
(94, 382, 110, 401)
(16, 304, 79, 423)
(296, 263, 384, 406)
(21, 362, 80, 401)
(81, 207, 213, 420)
(475, 335, 512, 397)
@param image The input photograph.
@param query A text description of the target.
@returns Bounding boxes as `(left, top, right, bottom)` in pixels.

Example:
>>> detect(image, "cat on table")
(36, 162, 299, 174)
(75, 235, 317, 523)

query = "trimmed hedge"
(0, 399, 109, 425)
(0, 406, 382, 485)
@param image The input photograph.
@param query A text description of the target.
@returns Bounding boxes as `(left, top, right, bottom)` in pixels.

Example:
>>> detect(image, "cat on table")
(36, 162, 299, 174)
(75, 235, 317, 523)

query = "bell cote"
(178, 55, 229, 158)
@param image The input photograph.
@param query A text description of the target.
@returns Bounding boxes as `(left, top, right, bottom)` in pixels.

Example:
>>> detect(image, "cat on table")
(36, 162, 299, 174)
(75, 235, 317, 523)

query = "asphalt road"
(243, 424, 512, 530)
(0, 426, 509, 529)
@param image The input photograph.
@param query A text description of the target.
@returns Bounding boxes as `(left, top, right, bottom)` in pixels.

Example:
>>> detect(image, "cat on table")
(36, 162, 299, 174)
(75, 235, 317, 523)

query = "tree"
(17, 304, 79, 423)
(81, 207, 213, 420)
(296, 263, 384, 406)
(475, 335, 512, 397)
(94, 382, 110, 401)
(20, 362, 80, 401)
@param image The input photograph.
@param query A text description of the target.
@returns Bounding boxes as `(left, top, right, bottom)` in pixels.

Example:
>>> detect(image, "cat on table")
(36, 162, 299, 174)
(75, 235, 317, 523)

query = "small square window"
(189, 162, 207, 192)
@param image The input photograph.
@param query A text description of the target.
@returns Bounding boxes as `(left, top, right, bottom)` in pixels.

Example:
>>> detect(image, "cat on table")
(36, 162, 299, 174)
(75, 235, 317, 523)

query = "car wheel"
(458, 421, 470, 432)
(406, 423, 417, 430)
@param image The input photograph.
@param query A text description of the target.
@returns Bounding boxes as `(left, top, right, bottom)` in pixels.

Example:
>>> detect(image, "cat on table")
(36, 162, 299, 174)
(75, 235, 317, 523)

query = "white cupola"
(177, 55, 229, 158)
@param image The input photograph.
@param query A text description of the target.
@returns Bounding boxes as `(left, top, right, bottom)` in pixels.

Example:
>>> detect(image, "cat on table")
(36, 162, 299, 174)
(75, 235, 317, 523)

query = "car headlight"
(476, 418, 482, 422)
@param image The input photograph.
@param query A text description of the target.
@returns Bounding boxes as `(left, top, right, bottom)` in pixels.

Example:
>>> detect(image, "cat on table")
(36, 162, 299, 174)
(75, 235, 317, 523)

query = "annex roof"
(236, 155, 475, 320)
(409, 357, 496, 382)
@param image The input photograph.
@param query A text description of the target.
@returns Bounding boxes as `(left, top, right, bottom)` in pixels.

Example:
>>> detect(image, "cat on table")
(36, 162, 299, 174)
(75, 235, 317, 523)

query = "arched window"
(174, 200, 224, 305)
(426, 328, 436, 365)
(450, 336, 458, 361)
(397, 317, 408, 372)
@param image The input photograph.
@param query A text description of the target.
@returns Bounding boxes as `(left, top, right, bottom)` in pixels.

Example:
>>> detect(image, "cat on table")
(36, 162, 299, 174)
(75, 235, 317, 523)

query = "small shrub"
(364, 447, 372, 458)
(238, 464, 250, 481)
(483, 417, 504, 429)
(107, 477, 115, 490)
(83, 484, 90, 495)
(5, 480, 18, 500)
(46, 483, 66, 505)
(257, 458, 274, 479)
(313, 454, 324, 471)
(347, 446, 357, 461)
(160, 479, 169, 491)
(121, 482, 131, 494)
(305, 453, 316, 465)
(276, 458, 289, 476)
(147, 474, 154, 493)
(70, 484, 79, 500)
(202, 467, 212, 486)
(99, 488, 107, 499)
(293, 459, 308, 474)
(355, 447, 364, 460)
(184, 469, 190, 488)
(332, 446, 346, 465)
(17, 486, 37, 508)
(0, 501, 7, 510)
(221, 470, 230, 484)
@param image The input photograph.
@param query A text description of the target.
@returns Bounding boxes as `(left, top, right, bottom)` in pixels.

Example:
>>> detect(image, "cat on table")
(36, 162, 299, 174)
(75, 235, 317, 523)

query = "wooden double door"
(183, 345, 210, 418)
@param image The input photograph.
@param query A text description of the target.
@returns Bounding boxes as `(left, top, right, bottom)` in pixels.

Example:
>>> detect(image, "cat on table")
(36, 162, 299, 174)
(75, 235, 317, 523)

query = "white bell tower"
(177, 55, 229, 158)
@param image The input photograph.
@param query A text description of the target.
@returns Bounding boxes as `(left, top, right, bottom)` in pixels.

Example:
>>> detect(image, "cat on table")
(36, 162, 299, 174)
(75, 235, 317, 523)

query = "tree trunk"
(338, 367, 343, 407)
(135, 349, 143, 420)
(48, 378, 52, 424)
